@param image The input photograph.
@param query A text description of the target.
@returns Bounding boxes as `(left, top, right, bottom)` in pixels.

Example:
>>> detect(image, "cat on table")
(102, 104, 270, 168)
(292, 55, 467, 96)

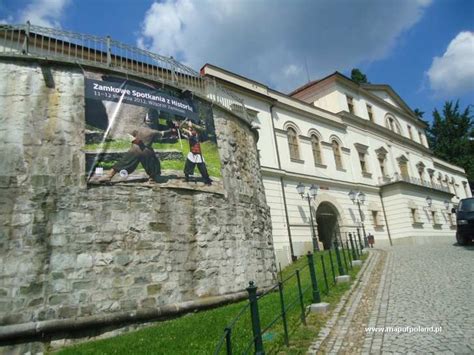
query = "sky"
(1, 0, 473, 123)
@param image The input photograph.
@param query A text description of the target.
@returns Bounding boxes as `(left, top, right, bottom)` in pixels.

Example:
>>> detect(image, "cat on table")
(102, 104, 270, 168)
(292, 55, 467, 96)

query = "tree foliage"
(351, 68, 369, 84)
(427, 100, 474, 181)
(413, 108, 425, 118)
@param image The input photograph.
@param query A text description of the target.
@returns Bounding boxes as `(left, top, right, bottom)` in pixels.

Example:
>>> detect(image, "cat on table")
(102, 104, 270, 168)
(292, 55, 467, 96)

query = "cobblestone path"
(309, 239, 474, 354)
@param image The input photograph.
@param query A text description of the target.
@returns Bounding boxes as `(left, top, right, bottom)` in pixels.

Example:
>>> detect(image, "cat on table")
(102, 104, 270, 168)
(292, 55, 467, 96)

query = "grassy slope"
(56, 250, 366, 355)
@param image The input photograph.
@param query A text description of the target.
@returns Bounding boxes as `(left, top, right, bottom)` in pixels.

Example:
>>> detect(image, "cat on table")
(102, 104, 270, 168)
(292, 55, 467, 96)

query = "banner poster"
(84, 75, 221, 187)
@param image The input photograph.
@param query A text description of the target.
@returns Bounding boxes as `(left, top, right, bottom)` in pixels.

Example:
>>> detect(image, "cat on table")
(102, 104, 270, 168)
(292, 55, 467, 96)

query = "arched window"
(287, 127, 300, 160)
(385, 115, 401, 134)
(311, 135, 322, 165)
(332, 140, 343, 169)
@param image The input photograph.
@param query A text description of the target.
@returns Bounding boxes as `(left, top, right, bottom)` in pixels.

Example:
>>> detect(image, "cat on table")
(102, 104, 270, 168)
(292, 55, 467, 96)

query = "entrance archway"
(316, 202, 340, 250)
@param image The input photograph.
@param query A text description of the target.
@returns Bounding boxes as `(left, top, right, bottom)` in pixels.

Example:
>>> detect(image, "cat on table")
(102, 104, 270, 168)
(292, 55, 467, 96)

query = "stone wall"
(0, 59, 276, 346)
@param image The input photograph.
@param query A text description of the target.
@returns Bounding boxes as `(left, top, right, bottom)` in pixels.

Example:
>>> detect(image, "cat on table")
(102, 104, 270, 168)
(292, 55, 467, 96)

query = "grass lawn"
(56, 249, 366, 355)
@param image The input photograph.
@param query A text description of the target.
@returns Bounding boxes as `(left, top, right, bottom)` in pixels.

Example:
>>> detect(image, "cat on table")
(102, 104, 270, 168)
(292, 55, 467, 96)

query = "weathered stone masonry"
(0, 59, 276, 342)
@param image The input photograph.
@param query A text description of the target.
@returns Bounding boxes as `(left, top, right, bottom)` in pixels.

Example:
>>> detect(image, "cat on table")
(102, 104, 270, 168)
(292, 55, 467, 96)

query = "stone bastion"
(0, 58, 277, 349)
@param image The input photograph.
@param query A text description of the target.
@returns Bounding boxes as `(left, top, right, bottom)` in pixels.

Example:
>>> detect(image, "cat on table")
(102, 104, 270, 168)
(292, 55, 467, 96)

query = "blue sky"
(1, 0, 473, 123)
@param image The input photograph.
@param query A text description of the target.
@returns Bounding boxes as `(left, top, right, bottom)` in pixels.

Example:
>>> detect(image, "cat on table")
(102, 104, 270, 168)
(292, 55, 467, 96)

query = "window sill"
(433, 223, 443, 229)
(336, 167, 346, 172)
(290, 158, 305, 164)
(362, 172, 372, 178)
(450, 225, 457, 230)
(412, 222, 424, 228)
(314, 163, 327, 169)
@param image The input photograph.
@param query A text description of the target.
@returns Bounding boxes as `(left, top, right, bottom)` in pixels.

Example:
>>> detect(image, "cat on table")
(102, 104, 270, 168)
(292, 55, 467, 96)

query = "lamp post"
(349, 190, 367, 249)
(296, 182, 319, 251)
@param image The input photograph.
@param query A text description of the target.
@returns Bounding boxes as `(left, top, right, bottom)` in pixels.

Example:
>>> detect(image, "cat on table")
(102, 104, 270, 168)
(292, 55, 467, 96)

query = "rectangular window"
(407, 125, 413, 140)
(366, 104, 373, 122)
(346, 96, 355, 114)
(463, 182, 469, 197)
(431, 211, 439, 225)
(378, 156, 386, 176)
(372, 210, 382, 226)
(411, 208, 420, 224)
(400, 162, 409, 179)
(418, 131, 424, 145)
(359, 151, 367, 173)
(418, 169, 425, 183)
(448, 213, 455, 226)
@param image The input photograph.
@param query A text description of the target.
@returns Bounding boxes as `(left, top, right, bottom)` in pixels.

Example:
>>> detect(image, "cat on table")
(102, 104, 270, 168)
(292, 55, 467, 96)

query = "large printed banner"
(84, 78, 198, 121)
(84, 75, 221, 187)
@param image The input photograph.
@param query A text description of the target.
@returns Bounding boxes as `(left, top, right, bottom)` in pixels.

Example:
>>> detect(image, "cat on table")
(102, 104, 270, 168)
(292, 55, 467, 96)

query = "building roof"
(289, 71, 428, 128)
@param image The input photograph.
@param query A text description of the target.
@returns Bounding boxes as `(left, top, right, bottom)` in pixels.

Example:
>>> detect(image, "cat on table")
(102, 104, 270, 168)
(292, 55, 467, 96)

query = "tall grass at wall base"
(56, 251, 367, 355)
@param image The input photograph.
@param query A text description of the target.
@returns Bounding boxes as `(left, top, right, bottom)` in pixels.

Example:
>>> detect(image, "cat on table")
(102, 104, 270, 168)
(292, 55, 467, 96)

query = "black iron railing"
(0, 22, 252, 124)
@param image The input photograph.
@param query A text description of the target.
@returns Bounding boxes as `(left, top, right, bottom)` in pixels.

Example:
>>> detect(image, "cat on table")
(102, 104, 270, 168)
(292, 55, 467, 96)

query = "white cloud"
(138, 0, 431, 93)
(18, 0, 70, 28)
(0, 16, 14, 24)
(427, 31, 474, 97)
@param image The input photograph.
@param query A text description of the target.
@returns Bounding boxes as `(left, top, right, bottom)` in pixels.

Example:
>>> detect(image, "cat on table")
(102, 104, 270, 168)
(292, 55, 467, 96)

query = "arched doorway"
(316, 202, 340, 250)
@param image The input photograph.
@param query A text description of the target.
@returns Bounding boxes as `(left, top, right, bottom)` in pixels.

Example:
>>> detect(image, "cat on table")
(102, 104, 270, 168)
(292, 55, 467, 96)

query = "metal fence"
(0, 22, 250, 124)
(214, 234, 364, 354)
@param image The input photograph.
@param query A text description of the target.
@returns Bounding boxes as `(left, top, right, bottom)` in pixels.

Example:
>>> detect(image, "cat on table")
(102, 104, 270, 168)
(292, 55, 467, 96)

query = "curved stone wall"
(0, 59, 276, 344)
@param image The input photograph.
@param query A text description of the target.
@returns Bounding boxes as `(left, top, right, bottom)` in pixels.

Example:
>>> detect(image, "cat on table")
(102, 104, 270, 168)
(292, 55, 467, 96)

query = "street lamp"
(296, 182, 319, 251)
(349, 190, 367, 248)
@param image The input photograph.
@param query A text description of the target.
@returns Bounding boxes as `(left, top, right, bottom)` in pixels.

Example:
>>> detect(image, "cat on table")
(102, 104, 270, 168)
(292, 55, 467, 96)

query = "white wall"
(206, 69, 469, 267)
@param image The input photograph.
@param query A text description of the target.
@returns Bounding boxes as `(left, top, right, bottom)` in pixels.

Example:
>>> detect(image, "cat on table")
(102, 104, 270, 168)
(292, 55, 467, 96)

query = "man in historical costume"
(180, 120, 212, 185)
(101, 112, 175, 182)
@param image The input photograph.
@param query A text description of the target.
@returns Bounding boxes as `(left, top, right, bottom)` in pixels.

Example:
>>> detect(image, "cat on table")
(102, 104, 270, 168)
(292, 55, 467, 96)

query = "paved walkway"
(309, 239, 474, 354)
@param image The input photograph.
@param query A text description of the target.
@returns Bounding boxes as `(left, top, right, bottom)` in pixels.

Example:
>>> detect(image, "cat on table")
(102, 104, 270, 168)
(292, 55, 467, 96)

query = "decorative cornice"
(338, 111, 431, 154)
(375, 146, 388, 157)
(354, 143, 369, 152)
(260, 165, 380, 192)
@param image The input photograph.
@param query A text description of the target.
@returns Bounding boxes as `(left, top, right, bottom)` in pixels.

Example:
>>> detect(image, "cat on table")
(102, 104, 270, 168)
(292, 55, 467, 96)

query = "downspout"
(379, 189, 393, 246)
(269, 101, 296, 261)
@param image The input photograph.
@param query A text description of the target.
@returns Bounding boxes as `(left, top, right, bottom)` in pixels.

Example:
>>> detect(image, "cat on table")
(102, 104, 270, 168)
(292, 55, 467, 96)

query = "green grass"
(56, 249, 366, 355)
(85, 140, 222, 178)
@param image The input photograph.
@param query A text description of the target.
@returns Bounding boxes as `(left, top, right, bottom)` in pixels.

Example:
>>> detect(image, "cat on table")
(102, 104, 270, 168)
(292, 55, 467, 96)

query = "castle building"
(202, 65, 471, 267)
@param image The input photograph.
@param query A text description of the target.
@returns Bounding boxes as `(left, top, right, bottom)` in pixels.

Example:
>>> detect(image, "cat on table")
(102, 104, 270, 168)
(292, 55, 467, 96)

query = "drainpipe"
(379, 189, 393, 246)
(269, 101, 296, 261)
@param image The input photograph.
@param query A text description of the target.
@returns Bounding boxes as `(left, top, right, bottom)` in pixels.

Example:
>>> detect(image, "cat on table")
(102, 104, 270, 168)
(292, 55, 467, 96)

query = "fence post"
(356, 227, 364, 251)
(320, 254, 329, 294)
(170, 56, 176, 84)
(306, 252, 321, 303)
(334, 236, 345, 276)
(278, 282, 289, 347)
(246, 281, 264, 355)
(106, 35, 112, 67)
(340, 235, 349, 272)
(345, 240, 353, 270)
(295, 270, 307, 325)
(22, 21, 30, 55)
(349, 233, 358, 260)
(328, 248, 336, 284)
(225, 327, 232, 355)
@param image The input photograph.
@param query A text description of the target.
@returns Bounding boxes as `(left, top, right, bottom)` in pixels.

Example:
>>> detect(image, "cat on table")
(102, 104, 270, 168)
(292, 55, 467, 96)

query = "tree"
(413, 108, 425, 118)
(351, 68, 368, 84)
(427, 100, 474, 181)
